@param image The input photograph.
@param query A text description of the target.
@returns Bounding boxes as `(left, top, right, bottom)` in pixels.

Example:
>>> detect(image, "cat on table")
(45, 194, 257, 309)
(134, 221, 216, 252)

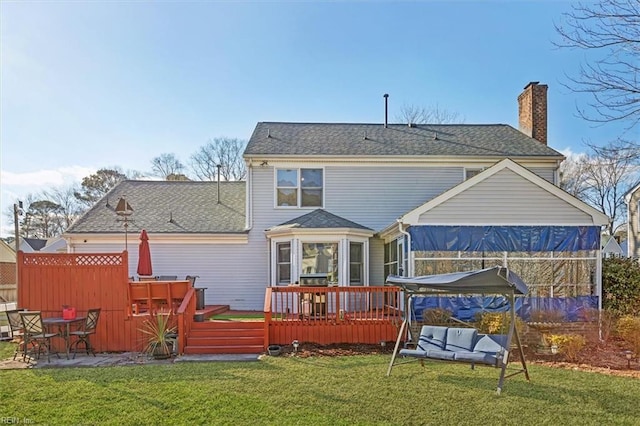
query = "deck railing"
(128, 280, 190, 315)
(264, 285, 403, 345)
(176, 288, 196, 354)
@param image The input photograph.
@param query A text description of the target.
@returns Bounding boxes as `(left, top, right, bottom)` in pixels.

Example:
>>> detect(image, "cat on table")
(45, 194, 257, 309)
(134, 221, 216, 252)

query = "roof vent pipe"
(216, 164, 222, 204)
(383, 94, 389, 128)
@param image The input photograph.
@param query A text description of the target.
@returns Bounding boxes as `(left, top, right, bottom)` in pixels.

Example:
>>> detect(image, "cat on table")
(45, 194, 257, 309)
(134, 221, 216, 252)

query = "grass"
(1, 341, 639, 425)
(210, 313, 264, 321)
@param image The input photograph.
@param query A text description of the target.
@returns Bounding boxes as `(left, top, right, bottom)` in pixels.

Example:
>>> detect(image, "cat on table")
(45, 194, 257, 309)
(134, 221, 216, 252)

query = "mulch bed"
(275, 339, 640, 379)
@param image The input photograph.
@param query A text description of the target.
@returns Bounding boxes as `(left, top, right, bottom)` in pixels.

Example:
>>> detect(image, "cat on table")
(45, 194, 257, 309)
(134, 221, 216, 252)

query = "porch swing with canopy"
(385, 266, 530, 394)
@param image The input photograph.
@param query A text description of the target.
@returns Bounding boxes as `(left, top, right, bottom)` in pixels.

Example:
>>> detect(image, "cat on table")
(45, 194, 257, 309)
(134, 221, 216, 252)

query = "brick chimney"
(518, 82, 548, 145)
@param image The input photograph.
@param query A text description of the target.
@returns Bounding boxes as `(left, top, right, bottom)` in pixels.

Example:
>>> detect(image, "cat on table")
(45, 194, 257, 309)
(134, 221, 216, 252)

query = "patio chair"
(5, 309, 26, 361)
(157, 275, 178, 281)
(69, 308, 101, 358)
(20, 311, 59, 363)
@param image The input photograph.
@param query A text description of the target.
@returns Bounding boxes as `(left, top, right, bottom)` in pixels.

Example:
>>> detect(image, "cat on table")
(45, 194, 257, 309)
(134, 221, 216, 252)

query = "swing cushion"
(473, 334, 508, 353)
(399, 327, 508, 367)
(453, 334, 508, 365)
(444, 327, 477, 352)
(416, 325, 448, 351)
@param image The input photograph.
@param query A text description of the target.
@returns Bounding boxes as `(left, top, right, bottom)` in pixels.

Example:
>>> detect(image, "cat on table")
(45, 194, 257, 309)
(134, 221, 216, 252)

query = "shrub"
(603, 257, 640, 317)
(616, 316, 640, 357)
(421, 308, 454, 325)
(528, 309, 566, 323)
(475, 311, 526, 336)
(547, 334, 586, 362)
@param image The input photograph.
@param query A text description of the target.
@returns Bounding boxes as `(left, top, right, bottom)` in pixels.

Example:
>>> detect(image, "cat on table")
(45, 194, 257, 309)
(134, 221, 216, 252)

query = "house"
(624, 181, 640, 259)
(602, 235, 624, 258)
(19, 236, 67, 253)
(64, 82, 609, 311)
(20, 237, 48, 252)
(0, 239, 16, 303)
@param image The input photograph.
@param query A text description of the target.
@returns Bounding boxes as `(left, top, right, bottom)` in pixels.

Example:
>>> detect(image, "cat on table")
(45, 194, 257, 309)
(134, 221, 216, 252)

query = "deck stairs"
(183, 306, 265, 355)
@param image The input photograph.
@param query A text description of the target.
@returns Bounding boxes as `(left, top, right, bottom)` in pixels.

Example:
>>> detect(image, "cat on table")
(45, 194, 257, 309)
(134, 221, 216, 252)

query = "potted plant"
(139, 312, 177, 360)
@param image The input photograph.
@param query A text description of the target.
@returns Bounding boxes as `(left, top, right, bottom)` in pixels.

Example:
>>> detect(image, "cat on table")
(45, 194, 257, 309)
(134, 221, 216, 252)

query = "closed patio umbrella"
(137, 230, 153, 277)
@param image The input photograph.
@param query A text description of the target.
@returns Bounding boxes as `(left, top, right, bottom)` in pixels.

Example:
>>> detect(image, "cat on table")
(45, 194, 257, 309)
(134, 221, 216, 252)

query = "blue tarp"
(409, 225, 600, 252)
(412, 296, 599, 322)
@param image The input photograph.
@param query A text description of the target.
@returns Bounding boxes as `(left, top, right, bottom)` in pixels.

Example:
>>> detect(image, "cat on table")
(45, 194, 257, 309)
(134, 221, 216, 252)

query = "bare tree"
(189, 138, 247, 181)
(578, 140, 639, 234)
(45, 185, 84, 231)
(395, 104, 464, 125)
(559, 152, 589, 198)
(151, 153, 185, 179)
(555, 0, 640, 128)
(25, 200, 65, 238)
(166, 173, 190, 181)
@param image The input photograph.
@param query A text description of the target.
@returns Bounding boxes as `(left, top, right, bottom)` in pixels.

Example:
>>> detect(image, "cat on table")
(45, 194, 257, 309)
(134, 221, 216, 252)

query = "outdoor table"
(43, 316, 86, 360)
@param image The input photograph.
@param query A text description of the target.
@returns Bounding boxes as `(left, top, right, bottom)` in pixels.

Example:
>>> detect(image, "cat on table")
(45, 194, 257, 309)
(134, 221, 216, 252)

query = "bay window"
(270, 237, 370, 287)
(276, 242, 291, 285)
(301, 242, 338, 285)
(349, 242, 364, 285)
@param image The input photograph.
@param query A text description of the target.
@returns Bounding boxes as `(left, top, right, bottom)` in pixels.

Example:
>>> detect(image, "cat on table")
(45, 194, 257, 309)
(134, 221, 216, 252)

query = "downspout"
(397, 220, 412, 277)
(596, 237, 603, 340)
(554, 158, 563, 186)
(245, 160, 253, 231)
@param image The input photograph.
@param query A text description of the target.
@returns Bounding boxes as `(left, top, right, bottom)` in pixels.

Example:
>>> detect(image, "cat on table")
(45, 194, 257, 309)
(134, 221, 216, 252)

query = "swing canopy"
(385, 266, 531, 394)
(386, 266, 528, 296)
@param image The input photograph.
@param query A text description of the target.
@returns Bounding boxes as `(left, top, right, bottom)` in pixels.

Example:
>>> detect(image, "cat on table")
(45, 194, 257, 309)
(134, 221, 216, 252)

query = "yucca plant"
(139, 312, 177, 359)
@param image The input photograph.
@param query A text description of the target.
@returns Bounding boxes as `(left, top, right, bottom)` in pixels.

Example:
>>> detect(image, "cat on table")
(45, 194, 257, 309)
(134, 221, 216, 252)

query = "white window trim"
(269, 234, 369, 287)
(274, 167, 325, 209)
(464, 167, 484, 180)
(347, 239, 367, 286)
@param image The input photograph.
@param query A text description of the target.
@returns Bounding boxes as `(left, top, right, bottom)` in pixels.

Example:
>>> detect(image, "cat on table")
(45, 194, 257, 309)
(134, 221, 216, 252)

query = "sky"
(0, 0, 635, 238)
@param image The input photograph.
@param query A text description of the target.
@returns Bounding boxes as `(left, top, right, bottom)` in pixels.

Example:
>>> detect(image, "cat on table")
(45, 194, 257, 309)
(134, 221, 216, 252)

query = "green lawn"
(1, 342, 639, 425)
(210, 313, 265, 321)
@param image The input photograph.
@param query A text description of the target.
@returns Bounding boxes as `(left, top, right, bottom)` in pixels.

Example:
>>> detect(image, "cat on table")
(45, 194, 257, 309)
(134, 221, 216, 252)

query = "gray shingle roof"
(66, 180, 246, 234)
(269, 209, 371, 231)
(23, 238, 47, 251)
(244, 122, 564, 158)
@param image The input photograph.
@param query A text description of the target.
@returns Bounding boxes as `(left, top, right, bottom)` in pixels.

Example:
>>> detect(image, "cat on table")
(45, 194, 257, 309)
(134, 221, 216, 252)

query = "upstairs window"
(276, 168, 323, 207)
(464, 168, 483, 180)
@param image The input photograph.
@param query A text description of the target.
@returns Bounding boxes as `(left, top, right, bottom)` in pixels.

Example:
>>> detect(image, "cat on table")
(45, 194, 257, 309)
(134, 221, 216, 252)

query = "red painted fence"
(17, 251, 188, 353)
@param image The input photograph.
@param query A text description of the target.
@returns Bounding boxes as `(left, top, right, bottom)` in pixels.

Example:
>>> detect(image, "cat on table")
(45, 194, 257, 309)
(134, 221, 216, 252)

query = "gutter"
(397, 220, 412, 277)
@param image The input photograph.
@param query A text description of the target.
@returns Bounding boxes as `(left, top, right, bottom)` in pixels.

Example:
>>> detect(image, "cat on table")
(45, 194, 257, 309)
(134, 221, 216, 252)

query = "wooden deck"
(17, 252, 406, 353)
(264, 286, 403, 345)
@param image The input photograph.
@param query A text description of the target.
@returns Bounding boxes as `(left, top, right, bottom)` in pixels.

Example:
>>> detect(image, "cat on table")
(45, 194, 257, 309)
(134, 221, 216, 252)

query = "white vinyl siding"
(324, 166, 462, 231)
(528, 167, 555, 184)
(70, 240, 267, 311)
(369, 238, 384, 286)
(254, 166, 461, 232)
(417, 168, 592, 225)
